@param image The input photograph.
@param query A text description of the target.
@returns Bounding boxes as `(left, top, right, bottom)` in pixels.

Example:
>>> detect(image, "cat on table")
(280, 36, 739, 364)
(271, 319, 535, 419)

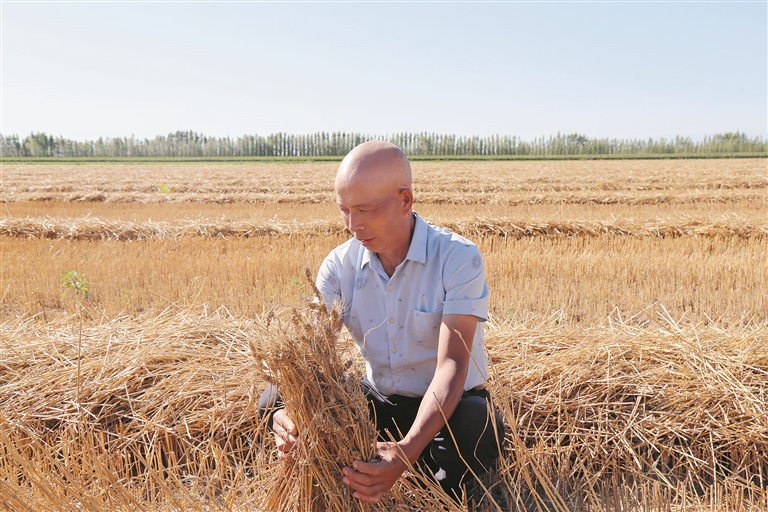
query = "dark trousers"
(360, 377, 505, 500)
(259, 378, 505, 501)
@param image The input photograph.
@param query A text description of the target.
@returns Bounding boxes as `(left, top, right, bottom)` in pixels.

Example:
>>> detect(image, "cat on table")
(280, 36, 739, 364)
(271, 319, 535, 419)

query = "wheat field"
(1, 158, 766, 510)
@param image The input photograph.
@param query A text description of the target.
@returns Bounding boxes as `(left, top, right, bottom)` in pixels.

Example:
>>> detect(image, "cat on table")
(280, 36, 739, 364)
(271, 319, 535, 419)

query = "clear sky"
(2, 1, 766, 141)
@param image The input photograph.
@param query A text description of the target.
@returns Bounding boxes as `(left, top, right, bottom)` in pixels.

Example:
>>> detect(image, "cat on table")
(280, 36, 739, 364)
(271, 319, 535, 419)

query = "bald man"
(259, 141, 504, 503)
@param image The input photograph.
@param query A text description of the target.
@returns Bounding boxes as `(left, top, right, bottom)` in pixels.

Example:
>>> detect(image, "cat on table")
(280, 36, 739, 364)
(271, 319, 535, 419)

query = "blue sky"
(2, 1, 766, 141)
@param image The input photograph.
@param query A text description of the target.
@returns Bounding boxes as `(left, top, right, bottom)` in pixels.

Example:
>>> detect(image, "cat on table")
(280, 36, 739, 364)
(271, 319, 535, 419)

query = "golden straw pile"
(0, 309, 268, 510)
(487, 312, 768, 510)
(1, 304, 766, 510)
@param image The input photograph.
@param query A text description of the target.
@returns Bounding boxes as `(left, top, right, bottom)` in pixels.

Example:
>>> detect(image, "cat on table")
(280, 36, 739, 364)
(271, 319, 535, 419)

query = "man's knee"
(446, 394, 505, 469)
(422, 394, 504, 500)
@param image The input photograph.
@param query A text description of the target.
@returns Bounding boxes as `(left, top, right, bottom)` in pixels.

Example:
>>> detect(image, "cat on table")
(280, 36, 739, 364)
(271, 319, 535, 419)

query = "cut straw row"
(1, 190, 762, 207)
(3, 215, 765, 241)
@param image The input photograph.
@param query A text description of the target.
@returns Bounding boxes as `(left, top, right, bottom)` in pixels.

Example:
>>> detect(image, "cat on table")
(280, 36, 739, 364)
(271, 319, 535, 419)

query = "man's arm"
(341, 313, 478, 503)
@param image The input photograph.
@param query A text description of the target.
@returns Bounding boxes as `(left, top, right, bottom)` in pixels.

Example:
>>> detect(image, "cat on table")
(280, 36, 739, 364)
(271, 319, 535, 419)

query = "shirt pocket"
(411, 309, 443, 349)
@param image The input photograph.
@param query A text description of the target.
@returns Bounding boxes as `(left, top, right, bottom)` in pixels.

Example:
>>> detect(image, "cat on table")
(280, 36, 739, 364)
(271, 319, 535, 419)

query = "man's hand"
(341, 441, 408, 503)
(272, 409, 298, 461)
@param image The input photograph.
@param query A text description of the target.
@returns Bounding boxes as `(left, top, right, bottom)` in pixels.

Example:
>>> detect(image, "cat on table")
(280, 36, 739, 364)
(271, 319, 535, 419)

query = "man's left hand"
(341, 441, 408, 503)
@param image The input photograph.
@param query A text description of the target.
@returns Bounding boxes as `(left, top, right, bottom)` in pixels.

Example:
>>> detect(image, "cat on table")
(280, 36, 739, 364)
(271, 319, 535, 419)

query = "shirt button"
(389, 317, 395, 323)
(392, 347, 397, 353)
(395, 375, 401, 381)
(387, 285, 393, 291)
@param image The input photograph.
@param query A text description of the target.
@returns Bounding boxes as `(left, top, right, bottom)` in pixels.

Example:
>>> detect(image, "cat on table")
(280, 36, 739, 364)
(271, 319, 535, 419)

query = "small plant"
(288, 276, 306, 296)
(60, 271, 90, 299)
(157, 183, 173, 194)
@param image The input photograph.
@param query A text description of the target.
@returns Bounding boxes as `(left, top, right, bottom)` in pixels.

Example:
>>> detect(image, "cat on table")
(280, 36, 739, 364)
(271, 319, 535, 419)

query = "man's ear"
(399, 188, 414, 210)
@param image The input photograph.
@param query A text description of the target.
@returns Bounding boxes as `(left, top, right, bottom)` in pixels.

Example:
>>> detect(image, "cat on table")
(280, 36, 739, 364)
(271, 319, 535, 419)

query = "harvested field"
(1, 230, 764, 323)
(1, 158, 766, 510)
(2, 159, 764, 206)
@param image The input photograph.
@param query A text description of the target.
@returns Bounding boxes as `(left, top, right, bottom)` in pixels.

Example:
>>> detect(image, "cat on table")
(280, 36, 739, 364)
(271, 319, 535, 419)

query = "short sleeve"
(442, 243, 489, 321)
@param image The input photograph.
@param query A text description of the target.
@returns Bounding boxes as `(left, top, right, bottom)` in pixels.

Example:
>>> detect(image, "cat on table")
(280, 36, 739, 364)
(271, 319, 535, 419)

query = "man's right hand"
(272, 409, 298, 461)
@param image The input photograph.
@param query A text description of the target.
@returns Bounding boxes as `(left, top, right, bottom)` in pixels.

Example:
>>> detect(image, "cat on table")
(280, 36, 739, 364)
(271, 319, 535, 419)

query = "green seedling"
(61, 271, 90, 299)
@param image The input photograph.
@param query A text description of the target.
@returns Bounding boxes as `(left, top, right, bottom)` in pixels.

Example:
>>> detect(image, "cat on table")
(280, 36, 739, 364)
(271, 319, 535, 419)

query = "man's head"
(335, 141, 415, 264)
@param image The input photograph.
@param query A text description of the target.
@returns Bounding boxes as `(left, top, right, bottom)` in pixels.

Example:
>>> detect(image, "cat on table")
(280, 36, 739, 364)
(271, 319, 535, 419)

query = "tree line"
(1, 131, 765, 158)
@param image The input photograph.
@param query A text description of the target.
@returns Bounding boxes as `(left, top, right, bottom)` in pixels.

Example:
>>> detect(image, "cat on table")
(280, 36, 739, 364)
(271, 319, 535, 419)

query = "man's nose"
(348, 211, 364, 232)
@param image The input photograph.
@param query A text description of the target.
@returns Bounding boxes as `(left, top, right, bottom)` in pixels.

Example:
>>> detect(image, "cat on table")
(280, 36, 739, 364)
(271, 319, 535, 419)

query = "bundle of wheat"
(250, 269, 464, 511)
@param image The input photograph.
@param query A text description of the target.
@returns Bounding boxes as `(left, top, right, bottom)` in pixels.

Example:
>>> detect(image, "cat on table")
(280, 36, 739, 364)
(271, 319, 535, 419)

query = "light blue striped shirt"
(316, 212, 489, 397)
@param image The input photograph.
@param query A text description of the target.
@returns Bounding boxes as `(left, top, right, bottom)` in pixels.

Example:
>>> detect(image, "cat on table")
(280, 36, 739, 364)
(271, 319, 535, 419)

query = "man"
(259, 140, 504, 503)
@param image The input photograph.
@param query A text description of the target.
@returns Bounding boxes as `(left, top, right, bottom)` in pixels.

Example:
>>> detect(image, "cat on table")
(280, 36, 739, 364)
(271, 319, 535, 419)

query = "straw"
(0, 306, 766, 510)
(2, 215, 764, 241)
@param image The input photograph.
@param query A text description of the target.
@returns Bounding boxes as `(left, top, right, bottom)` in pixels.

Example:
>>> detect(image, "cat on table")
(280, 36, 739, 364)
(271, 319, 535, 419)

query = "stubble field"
(1, 158, 766, 511)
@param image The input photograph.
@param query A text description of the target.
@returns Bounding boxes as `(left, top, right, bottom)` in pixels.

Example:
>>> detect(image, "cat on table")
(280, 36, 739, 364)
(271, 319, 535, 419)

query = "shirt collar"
(360, 211, 427, 270)
(405, 212, 428, 264)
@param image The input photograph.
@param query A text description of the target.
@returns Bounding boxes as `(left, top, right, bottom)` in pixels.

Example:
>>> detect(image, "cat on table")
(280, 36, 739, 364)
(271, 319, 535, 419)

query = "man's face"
(335, 178, 408, 255)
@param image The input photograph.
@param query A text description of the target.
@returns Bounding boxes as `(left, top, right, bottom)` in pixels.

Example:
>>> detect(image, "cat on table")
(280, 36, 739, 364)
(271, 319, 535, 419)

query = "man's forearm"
(397, 362, 466, 464)
(397, 314, 477, 464)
